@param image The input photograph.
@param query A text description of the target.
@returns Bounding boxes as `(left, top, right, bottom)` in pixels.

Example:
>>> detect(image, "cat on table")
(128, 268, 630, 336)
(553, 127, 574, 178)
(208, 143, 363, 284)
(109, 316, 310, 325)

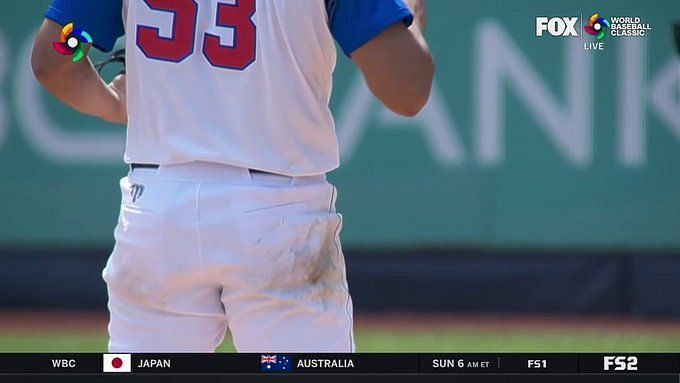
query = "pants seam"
(328, 185, 336, 213)
(334, 215, 354, 352)
(329, 185, 353, 352)
(195, 182, 204, 265)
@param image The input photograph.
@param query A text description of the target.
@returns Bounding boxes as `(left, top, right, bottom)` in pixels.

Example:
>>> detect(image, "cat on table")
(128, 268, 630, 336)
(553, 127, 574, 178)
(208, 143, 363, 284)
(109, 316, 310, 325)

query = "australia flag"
(261, 355, 292, 373)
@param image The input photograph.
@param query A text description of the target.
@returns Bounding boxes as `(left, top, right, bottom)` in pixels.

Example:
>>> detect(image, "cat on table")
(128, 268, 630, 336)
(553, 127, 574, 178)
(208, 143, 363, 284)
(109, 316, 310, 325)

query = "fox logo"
(130, 183, 145, 203)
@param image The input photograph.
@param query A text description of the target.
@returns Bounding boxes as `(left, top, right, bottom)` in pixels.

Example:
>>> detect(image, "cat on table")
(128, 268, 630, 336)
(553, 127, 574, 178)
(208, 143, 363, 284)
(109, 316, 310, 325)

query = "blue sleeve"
(45, 0, 124, 52)
(327, 0, 414, 57)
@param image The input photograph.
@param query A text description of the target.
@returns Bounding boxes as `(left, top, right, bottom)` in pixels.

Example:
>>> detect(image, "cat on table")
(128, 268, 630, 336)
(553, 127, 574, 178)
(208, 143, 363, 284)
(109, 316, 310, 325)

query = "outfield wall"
(2, 248, 680, 317)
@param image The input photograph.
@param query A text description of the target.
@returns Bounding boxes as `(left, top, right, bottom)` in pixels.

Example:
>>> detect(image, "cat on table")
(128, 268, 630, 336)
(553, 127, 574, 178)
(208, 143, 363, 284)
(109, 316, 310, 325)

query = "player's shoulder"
(45, 0, 124, 52)
(325, 0, 413, 56)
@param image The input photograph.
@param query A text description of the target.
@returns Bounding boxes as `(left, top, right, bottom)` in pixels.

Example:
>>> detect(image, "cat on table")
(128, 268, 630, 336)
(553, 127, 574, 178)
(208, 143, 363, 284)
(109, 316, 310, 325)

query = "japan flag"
(103, 354, 132, 373)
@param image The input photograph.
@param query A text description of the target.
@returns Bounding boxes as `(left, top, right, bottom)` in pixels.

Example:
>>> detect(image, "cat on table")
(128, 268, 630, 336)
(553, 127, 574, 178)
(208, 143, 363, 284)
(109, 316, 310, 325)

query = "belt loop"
(248, 169, 294, 186)
(130, 163, 160, 172)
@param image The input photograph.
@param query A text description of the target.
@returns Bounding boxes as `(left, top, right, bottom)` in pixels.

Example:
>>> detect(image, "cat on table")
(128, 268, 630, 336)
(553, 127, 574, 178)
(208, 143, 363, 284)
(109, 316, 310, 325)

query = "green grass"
(3, 329, 680, 352)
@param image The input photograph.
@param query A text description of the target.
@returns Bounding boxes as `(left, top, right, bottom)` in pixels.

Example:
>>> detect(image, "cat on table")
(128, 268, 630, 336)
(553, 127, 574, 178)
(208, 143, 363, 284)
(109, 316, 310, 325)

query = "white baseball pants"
(102, 162, 354, 352)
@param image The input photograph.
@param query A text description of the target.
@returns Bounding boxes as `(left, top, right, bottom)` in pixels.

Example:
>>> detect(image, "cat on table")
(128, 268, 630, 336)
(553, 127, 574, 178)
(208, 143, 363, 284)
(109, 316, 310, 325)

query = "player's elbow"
(387, 55, 435, 117)
(387, 97, 427, 118)
(31, 20, 73, 85)
(31, 45, 58, 85)
(31, 51, 49, 83)
(31, 43, 71, 86)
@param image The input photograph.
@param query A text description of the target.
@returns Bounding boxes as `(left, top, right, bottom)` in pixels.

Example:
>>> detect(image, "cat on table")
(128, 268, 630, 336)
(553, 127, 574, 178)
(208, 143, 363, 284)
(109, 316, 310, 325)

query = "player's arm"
(31, 19, 126, 124)
(352, 20, 433, 117)
(31, 0, 126, 124)
(329, 0, 434, 117)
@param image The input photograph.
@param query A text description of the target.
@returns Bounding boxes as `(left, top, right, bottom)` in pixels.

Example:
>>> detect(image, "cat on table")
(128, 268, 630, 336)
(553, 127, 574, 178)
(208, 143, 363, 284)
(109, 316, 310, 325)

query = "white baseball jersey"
(46, 0, 413, 176)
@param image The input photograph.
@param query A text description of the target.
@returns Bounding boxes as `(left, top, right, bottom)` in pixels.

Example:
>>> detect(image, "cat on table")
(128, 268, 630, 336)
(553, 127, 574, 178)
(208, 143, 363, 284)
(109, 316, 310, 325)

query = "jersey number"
(136, 0, 256, 70)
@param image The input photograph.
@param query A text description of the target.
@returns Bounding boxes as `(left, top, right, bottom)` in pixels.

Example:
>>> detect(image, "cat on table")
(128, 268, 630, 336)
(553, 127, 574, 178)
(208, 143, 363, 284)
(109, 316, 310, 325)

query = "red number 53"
(136, 0, 256, 70)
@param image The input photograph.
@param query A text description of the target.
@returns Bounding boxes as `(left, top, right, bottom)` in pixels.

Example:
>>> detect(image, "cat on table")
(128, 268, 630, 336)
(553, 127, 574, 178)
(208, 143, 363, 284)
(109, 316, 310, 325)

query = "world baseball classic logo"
(584, 13, 611, 40)
(52, 22, 92, 62)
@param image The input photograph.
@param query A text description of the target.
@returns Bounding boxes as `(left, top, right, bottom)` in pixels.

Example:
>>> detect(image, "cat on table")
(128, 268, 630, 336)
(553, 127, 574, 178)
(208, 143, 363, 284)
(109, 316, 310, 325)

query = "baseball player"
(31, 0, 434, 352)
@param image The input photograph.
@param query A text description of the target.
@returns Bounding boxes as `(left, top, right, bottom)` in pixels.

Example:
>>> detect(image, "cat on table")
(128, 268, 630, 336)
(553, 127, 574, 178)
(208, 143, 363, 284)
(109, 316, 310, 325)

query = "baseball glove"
(95, 48, 126, 75)
(674, 21, 680, 56)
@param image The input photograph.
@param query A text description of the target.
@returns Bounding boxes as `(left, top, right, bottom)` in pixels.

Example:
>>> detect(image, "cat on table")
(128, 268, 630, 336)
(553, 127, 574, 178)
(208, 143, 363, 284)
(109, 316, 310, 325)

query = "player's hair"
(95, 49, 126, 75)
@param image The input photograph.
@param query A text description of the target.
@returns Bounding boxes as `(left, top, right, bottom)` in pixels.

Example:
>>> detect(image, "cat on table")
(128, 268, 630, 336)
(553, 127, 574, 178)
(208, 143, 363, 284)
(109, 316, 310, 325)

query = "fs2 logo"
(603, 356, 638, 371)
(535, 17, 579, 37)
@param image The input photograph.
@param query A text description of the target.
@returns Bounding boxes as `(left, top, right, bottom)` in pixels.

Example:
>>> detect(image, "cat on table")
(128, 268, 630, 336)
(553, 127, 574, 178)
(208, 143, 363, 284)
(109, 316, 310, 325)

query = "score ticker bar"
(0, 353, 678, 374)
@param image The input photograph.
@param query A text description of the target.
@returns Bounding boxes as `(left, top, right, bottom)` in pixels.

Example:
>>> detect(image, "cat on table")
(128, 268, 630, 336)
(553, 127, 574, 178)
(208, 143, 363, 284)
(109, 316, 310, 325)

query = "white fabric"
(103, 162, 354, 352)
(122, 0, 339, 176)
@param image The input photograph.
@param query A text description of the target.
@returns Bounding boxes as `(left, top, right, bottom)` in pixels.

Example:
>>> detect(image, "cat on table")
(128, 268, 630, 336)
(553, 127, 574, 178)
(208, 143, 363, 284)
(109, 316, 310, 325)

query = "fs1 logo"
(536, 17, 579, 37)
(603, 356, 638, 371)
